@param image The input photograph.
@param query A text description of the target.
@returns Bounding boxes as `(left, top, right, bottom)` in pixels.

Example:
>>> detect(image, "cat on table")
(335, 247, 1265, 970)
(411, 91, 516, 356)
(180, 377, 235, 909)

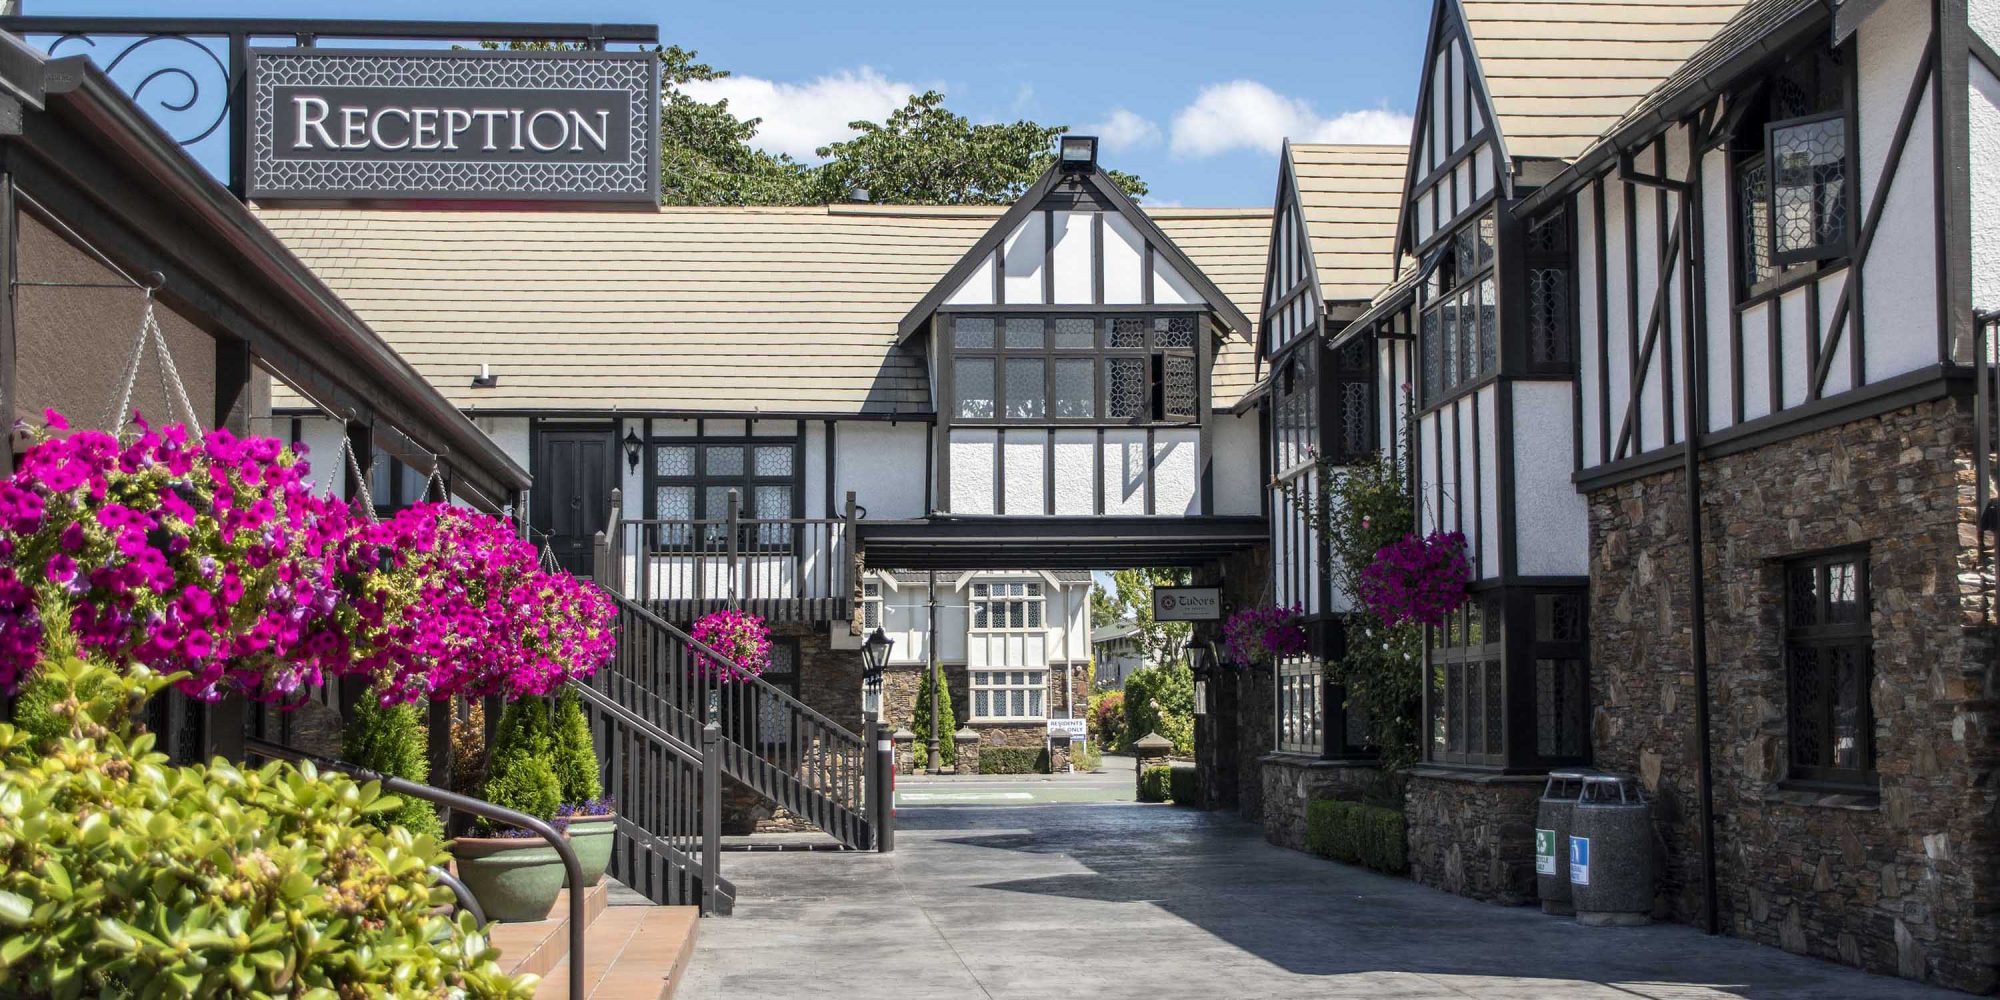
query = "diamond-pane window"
(1164, 354, 1198, 419)
(1154, 315, 1197, 349)
(1053, 358, 1094, 418)
(955, 358, 995, 419)
(1053, 317, 1094, 349)
(654, 445, 694, 477)
(1107, 317, 1148, 348)
(753, 445, 793, 477)
(956, 316, 995, 349)
(1106, 358, 1147, 418)
(1005, 358, 1046, 419)
(1769, 113, 1847, 265)
(1004, 317, 1045, 350)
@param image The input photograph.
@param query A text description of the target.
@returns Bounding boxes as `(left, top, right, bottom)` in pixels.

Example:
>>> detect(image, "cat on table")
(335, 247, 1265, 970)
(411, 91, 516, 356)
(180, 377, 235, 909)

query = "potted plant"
(452, 696, 569, 922)
(550, 686, 615, 885)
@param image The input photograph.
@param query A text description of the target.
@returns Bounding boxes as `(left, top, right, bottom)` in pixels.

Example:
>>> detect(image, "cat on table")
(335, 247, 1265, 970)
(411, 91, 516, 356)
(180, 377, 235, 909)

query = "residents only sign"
(248, 48, 660, 203)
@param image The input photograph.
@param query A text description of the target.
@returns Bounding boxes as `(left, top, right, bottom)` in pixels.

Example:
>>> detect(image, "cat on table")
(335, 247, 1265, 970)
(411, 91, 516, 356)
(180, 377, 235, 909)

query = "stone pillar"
(1134, 731, 1172, 798)
(892, 728, 915, 775)
(1048, 731, 1072, 773)
(954, 727, 980, 775)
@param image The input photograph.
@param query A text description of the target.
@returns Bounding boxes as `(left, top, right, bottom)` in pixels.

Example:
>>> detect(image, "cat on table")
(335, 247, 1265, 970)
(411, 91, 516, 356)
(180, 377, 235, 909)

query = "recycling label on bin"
(1569, 836, 1591, 886)
(1535, 829, 1558, 875)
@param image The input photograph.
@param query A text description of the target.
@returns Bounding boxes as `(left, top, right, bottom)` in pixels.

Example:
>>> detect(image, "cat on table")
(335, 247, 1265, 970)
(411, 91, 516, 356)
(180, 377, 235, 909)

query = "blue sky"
(26, 0, 1432, 206)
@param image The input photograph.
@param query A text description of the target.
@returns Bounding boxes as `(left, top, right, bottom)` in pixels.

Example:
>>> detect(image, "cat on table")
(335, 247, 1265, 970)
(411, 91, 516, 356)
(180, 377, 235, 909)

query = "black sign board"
(248, 47, 660, 204)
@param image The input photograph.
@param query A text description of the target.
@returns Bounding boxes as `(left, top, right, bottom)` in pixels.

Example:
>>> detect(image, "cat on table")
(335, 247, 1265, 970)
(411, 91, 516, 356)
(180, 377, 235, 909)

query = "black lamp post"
(861, 626, 893, 721)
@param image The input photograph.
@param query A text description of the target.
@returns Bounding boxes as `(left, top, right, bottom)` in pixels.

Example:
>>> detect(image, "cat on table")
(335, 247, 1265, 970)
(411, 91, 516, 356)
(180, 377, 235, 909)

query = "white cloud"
(1169, 81, 1412, 158)
(1084, 108, 1162, 152)
(681, 67, 919, 160)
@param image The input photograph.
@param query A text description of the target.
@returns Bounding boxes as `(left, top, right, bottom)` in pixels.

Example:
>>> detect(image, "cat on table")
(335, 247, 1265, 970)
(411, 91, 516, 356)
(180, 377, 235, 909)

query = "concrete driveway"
(678, 801, 1960, 1000)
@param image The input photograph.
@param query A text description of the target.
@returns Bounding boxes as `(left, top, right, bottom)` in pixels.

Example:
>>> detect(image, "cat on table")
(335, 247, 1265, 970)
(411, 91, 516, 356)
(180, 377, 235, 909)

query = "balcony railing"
(592, 488, 857, 624)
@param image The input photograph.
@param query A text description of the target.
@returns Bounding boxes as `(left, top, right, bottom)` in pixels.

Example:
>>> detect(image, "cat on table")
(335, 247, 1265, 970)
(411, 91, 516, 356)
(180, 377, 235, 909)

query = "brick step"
(531, 904, 700, 1000)
(491, 878, 613, 982)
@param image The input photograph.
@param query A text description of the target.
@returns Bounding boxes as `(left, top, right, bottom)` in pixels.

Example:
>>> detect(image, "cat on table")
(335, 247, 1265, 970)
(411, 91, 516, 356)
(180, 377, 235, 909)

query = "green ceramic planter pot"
(452, 835, 571, 923)
(566, 814, 616, 886)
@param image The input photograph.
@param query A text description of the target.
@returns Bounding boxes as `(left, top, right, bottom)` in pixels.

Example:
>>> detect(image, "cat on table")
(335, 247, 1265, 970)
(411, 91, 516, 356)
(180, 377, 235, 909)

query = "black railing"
(594, 488, 857, 624)
(588, 593, 877, 851)
(243, 735, 589, 998)
(1975, 313, 1999, 621)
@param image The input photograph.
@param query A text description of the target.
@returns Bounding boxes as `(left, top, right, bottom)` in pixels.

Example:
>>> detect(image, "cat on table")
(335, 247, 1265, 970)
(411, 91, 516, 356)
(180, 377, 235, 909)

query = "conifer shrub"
(480, 696, 559, 834)
(341, 689, 444, 839)
(910, 663, 958, 771)
(550, 686, 602, 808)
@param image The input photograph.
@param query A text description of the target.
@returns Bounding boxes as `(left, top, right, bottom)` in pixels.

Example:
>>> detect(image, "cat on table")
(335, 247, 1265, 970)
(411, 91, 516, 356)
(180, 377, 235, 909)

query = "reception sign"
(247, 48, 660, 203)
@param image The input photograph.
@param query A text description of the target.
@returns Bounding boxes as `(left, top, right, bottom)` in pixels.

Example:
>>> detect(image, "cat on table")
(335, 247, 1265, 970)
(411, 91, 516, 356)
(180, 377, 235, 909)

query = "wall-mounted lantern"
(622, 427, 643, 471)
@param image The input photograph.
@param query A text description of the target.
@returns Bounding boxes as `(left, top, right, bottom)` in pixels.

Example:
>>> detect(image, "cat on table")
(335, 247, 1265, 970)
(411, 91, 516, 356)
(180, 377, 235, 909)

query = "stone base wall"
(1405, 772, 1541, 905)
(1587, 397, 2000, 991)
(1259, 756, 1381, 852)
(787, 625, 862, 733)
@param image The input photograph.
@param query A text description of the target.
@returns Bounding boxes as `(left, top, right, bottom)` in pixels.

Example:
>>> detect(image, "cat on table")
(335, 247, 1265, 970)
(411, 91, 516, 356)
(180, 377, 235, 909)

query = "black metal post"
(700, 719, 722, 913)
(872, 715, 895, 852)
(726, 488, 741, 611)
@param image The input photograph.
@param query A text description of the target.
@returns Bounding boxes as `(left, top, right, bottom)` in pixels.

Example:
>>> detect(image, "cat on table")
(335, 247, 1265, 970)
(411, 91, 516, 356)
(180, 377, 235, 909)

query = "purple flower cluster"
(1357, 530, 1470, 629)
(688, 609, 771, 683)
(556, 797, 616, 819)
(0, 411, 616, 707)
(1221, 604, 1308, 668)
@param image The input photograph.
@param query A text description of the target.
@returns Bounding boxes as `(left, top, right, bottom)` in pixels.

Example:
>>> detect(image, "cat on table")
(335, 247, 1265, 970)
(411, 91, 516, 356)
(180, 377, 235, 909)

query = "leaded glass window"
(1005, 358, 1046, 419)
(646, 437, 800, 549)
(955, 358, 995, 419)
(971, 581, 1044, 633)
(1784, 550, 1874, 787)
(1419, 210, 1497, 406)
(972, 668, 1047, 721)
(1524, 205, 1573, 373)
(1276, 656, 1324, 755)
(1053, 358, 1094, 418)
(1107, 358, 1147, 419)
(950, 312, 1203, 425)
(1769, 112, 1848, 265)
(1732, 42, 1850, 296)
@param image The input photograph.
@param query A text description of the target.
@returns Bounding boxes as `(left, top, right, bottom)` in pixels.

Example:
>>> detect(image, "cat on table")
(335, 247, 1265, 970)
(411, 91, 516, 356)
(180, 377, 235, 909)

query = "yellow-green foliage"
(0, 656, 536, 998)
(1137, 764, 1172, 802)
(550, 687, 601, 807)
(340, 691, 443, 840)
(482, 696, 559, 829)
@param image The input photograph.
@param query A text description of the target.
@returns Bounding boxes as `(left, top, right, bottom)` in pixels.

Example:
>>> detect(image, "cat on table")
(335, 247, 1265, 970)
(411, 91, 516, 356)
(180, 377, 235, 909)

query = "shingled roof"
(1458, 0, 1753, 162)
(1284, 143, 1409, 303)
(258, 203, 1269, 416)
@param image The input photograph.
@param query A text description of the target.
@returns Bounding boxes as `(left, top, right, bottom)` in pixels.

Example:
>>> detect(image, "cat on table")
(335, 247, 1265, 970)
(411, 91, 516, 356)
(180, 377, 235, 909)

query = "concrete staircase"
(490, 879, 700, 999)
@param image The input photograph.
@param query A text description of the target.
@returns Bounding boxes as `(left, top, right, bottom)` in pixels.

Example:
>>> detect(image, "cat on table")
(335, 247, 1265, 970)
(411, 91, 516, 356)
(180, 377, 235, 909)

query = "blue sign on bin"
(1569, 835, 1591, 886)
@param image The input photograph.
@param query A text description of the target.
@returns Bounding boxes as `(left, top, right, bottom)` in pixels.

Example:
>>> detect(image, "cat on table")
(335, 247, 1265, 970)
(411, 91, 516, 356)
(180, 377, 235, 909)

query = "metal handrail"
(428, 864, 486, 926)
(243, 736, 585, 998)
(616, 595, 862, 743)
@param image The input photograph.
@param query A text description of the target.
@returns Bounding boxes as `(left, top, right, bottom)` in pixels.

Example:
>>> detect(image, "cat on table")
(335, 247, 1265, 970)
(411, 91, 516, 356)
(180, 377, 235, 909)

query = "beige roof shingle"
(1286, 143, 1409, 303)
(1459, 0, 1753, 161)
(258, 203, 1269, 415)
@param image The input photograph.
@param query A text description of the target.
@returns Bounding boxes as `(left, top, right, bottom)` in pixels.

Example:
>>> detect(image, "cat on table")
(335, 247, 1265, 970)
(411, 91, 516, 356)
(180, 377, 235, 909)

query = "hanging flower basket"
(1358, 530, 1470, 629)
(1221, 604, 1308, 668)
(689, 609, 772, 683)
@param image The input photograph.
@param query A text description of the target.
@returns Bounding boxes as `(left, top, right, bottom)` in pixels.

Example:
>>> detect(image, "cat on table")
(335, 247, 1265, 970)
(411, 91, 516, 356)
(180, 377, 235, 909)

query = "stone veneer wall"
(1234, 667, 1274, 823)
(1259, 757, 1380, 851)
(1404, 773, 1542, 904)
(1587, 398, 2000, 990)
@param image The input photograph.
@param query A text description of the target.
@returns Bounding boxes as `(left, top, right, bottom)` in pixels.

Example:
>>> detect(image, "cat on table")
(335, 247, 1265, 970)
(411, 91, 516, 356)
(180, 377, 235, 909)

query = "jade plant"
(340, 689, 444, 840)
(0, 654, 535, 998)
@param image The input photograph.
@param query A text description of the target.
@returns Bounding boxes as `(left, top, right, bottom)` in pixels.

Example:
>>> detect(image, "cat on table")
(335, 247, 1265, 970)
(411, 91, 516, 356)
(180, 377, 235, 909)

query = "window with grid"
(1732, 44, 1850, 296)
(1273, 349, 1318, 476)
(949, 313, 1201, 425)
(861, 580, 884, 630)
(648, 439, 798, 548)
(1418, 212, 1497, 407)
(1524, 206, 1573, 374)
(1784, 550, 1874, 788)
(971, 669, 1047, 721)
(971, 581, 1044, 631)
(1329, 334, 1376, 464)
(1276, 655, 1324, 755)
(1425, 591, 1506, 768)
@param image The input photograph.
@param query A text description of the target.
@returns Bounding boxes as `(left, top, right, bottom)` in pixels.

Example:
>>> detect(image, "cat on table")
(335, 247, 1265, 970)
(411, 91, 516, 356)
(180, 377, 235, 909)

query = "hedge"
(1137, 764, 1172, 802)
(979, 746, 1044, 774)
(1304, 799, 1408, 874)
(1168, 764, 1199, 806)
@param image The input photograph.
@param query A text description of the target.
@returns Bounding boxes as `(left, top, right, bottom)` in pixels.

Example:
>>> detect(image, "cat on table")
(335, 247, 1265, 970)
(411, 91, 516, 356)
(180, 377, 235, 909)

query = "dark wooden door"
(532, 425, 617, 578)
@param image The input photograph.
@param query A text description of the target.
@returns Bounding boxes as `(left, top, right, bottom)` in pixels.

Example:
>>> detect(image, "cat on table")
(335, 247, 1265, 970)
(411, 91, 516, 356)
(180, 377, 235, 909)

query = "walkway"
(678, 799, 1960, 1000)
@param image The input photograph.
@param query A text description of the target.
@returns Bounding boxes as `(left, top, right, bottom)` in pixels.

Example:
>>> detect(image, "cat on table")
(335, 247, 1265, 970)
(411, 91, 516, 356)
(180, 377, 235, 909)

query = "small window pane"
(654, 445, 695, 477)
(956, 316, 995, 349)
(753, 485, 790, 519)
(656, 485, 693, 520)
(1053, 358, 1095, 418)
(704, 485, 733, 518)
(1004, 316, 1045, 349)
(706, 446, 744, 477)
(1011, 690, 1025, 716)
(1027, 601, 1043, 628)
(1005, 358, 1046, 419)
(975, 691, 990, 717)
(1479, 276, 1498, 375)
(955, 358, 996, 419)
(1029, 689, 1043, 717)
(1164, 354, 1198, 418)
(1107, 358, 1147, 418)
(754, 445, 793, 477)
(1439, 299, 1459, 391)
(1771, 116, 1847, 259)
(972, 584, 988, 597)
(1740, 158, 1774, 288)
(973, 604, 988, 628)
(1107, 317, 1148, 348)
(1154, 315, 1197, 349)
(1053, 317, 1094, 349)
(1477, 213, 1496, 266)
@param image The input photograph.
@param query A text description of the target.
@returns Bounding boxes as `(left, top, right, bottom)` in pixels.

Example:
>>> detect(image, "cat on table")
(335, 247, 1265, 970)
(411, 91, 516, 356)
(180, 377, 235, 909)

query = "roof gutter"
(1513, 0, 1828, 219)
(32, 41, 527, 493)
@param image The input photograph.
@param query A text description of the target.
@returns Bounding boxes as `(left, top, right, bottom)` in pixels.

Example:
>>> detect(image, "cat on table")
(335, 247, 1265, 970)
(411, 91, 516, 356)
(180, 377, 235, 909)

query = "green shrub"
(1088, 691, 1126, 750)
(341, 689, 444, 840)
(910, 663, 958, 771)
(1070, 739, 1102, 772)
(550, 686, 602, 807)
(978, 746, 1042, 774)
(1137, 764, 1172, 802)
(1123, 662, 1195, 755)
(482, 696, 559, 832)
(1304, 799, 1409, 874)
(0, 655, 534, 997)
(1168, 764, 1199, 806)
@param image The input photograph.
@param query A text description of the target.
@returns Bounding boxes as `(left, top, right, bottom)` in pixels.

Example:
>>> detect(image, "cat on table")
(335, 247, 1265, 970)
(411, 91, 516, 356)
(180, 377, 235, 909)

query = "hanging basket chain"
(104, 292, 202, 437)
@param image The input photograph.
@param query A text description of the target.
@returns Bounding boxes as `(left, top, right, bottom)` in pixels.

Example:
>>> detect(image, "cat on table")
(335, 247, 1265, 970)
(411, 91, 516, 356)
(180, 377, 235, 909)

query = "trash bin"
(1535, 769, 1593, 915)
(1568, 774, 1654, 926)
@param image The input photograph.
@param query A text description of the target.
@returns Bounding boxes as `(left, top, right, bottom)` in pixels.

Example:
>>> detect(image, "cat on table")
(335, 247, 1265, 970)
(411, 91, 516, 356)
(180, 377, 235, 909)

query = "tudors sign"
(1152, 586, 1221, 622)
(247, 48, 660, 204)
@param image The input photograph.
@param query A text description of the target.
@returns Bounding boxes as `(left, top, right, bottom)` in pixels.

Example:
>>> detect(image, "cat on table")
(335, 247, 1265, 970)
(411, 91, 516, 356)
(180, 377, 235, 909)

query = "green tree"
(1123, 660, 1195, 755)
(910, 660, 960, 771)
(814, 91, 1148, 205)
(482, 696, 559, 830)
(656, 45, 821, 206)
(550, 686, 603, 807)
(1097, 568, 1192, 669)
(342, 691, 444, 839)
(1088, 583, 1121, 629)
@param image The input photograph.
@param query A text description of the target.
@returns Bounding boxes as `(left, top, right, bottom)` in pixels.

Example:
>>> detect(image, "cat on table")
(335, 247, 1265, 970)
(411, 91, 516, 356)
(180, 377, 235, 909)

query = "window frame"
(969, 667, 1049, 722)
(644, 436, 803, 549)
(1275, 655, 1325, 755)
(1763, 108, 1852, 269)
(969, 580, 1046, 633)
(1417, 211, 1499, 411)
(1727, 41, 1856, 303)
(861, 580, 884, 630)
(944, 310, 1205, 428)
(1781, 549, 1876, 790)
